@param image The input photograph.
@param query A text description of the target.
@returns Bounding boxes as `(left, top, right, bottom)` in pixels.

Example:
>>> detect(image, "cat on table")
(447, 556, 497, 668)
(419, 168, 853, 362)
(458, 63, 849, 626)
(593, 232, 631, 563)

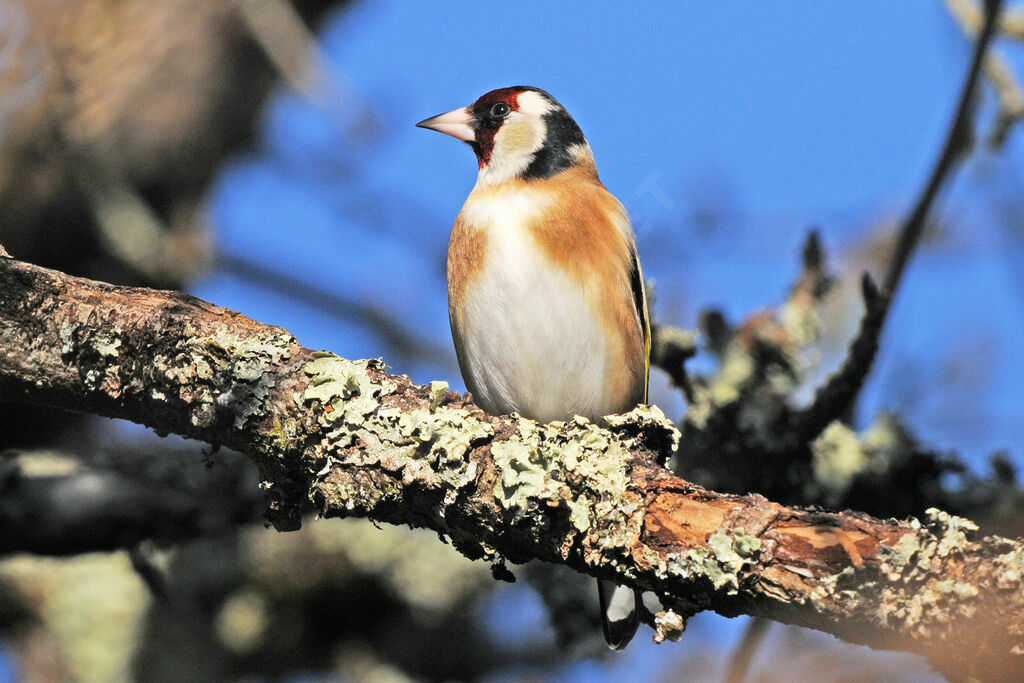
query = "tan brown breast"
(446, 162, 647, 417)
(523, 165, 646, 408)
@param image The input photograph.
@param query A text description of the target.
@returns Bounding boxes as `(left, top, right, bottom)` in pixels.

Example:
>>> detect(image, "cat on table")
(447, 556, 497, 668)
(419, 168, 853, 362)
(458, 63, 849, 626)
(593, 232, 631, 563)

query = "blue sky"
(193, 2, 1023, 677)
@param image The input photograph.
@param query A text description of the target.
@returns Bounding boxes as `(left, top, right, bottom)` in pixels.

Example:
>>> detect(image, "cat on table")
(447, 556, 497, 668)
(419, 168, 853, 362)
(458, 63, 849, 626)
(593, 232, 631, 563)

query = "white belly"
(455, 217, 613, 423)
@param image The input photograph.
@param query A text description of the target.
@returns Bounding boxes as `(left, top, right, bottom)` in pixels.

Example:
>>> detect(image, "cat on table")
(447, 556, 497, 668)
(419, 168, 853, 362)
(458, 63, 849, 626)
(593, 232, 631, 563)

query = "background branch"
(0, 447, 262, 556)
(798, 0, 1003, 433)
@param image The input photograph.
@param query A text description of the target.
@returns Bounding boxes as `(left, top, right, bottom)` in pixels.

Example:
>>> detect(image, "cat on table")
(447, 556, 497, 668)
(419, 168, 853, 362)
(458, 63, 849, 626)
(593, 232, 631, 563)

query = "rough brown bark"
(1, 254, 1022, 680)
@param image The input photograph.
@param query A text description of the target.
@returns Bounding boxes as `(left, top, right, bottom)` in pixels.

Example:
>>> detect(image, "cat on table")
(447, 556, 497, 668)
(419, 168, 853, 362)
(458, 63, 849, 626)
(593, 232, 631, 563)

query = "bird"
(418, 86, 649, 650)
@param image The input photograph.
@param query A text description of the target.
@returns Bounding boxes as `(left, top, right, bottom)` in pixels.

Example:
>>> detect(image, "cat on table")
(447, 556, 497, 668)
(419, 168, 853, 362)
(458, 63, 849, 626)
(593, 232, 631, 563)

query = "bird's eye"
(490, 102, 511, 119)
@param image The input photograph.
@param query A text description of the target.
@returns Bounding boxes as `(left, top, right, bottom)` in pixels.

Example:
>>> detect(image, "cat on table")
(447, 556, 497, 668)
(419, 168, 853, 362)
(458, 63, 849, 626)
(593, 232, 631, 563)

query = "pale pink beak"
(416, 106, 475, 142)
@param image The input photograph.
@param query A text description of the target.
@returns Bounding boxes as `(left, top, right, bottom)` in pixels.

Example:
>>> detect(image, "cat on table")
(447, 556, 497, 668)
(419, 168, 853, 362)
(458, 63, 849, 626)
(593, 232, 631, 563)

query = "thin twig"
(216, 252, 453, 368)
(884, 0, 1002, 296)
(723, 617, 771, 683)
(792, 0, 1003, 435)
(946, 0, 1024, 146)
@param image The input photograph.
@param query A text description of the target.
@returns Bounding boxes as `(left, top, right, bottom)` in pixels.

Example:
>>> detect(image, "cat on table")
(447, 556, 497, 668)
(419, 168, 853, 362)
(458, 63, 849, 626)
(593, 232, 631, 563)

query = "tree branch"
(946, 0, 1024, 145)
(0, 447, 262, 555)
(791, 0, 1003, 436)
(1, 254, 1022, 679)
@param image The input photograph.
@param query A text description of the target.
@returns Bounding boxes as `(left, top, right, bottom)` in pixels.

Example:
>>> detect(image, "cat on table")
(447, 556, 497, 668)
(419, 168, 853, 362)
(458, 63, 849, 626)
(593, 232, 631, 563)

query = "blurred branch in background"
(884, 0, 1001, 298)
(0, 0, 346, 453)
(652, 0, 1024, 530)
(946, 0, 1024, 145)
(799, 0, 1003, 428)
(216, 252, 454, 368)
(238, 0, 334, 103)
(0, 2, 479, 680)
(0, 447, 263, 556)
(0, 0, 445, 452)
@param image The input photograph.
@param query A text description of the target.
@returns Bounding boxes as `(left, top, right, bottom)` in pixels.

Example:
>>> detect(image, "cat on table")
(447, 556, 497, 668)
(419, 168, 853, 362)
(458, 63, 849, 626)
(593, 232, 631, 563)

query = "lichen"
(147, 330, 298, 430)
(835, 507, 991, 636)
(429, 380, 449, 409)
(304, 353, 382, 420)
(666, 526, 762, 593)
(59, 321, 80, 355)
(652, 609, 686, 644)
(489, 414, 638, 541)
(994, 545, 1024, 591)
(808, 566, 857, 610)
(92, 332, 122, 358)
(268, 418, 301, 454)
(303, 352, 492, 517)
(491, 420, 548, 511)
(811, 421, 868, 495)
(878, 533, 921, 578)
(709, 348, 751, 404)
(810, 414, 914, 504)
(605, 403, 681, 454)
(924, 508, 978, 561)
(301, 360, 680, 580)
(877, 508, 980, 578)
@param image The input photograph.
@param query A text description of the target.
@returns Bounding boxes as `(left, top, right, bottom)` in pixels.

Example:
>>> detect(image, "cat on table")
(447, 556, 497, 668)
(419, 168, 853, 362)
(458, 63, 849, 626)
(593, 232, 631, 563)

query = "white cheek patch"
(477, 90, 555, 187)
(482, 118, 545, 185)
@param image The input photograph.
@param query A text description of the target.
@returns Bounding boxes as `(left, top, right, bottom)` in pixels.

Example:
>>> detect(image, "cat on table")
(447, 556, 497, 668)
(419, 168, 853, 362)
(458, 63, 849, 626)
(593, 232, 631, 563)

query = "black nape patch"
(522, 106, 587, 180)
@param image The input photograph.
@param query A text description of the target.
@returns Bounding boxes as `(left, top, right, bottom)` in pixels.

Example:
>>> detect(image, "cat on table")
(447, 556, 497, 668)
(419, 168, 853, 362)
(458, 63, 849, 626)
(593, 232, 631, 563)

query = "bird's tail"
(597, 578, 641, 650)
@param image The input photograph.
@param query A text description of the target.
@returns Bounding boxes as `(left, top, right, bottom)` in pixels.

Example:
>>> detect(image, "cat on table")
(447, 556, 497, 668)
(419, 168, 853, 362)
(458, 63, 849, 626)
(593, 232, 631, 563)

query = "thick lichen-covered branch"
(1, 255, 1022, 679)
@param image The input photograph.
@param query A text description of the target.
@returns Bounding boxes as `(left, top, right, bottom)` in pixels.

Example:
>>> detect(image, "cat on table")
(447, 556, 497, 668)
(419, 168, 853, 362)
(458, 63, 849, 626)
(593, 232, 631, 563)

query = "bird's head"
(417, 86, 593, 185)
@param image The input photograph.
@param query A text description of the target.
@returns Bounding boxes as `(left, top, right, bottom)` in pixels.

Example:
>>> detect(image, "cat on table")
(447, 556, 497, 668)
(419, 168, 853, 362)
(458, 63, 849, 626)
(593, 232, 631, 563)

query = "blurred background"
(1, 1, 1023, 680)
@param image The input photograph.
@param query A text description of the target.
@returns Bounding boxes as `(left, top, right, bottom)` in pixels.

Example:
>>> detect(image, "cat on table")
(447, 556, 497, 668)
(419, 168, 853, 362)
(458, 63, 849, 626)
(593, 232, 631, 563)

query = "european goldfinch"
(418, 86, 649, 650)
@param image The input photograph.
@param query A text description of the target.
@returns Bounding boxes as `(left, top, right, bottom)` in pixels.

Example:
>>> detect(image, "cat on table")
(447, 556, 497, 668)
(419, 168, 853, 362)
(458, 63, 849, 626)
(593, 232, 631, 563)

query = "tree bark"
(1, 254, 1022, 680)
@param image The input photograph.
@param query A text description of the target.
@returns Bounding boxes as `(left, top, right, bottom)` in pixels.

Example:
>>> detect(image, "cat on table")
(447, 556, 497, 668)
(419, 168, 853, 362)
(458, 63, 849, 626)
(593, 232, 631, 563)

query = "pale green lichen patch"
(810, 415, 913, 504)
(304, 354, 383, 424)
(188, 332, 293, 429)
(652, 609, 686, 644)
(491, 420, 547, 512)
(878, 533, 921, 577)
(994, 545, 1024, 591)
(487, 406, 677, 564)
(666, 527, 762, 593)
(879, 508, 979, 577)
(304, 352, 493, 522)
(924, 508, 978, 561)
(208, 331, 293, 365)
(92, 333, 122, 358)
(429, 381, 449, 409)
(302, 361, 674, 576)
(811, 422, 868, 495)
(828, 507, 994, 637)
(490, 415, 638, 544)
(56, 321, 127, 393)
(708, 348, 751, 405)
(268, 418, 301, 454)
(605, 404, 681, 454)
(59, 321, 80, 355)
(808, 566, 856, 610)
(394, 405, 492, 489)
(992, 545, 1024, 648)
(144, 330, 296, 430)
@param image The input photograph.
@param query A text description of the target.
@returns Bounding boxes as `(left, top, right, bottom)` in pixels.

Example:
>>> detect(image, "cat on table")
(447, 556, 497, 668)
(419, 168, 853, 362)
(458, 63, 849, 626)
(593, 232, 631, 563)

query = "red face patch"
(468, 88, 523, 167)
